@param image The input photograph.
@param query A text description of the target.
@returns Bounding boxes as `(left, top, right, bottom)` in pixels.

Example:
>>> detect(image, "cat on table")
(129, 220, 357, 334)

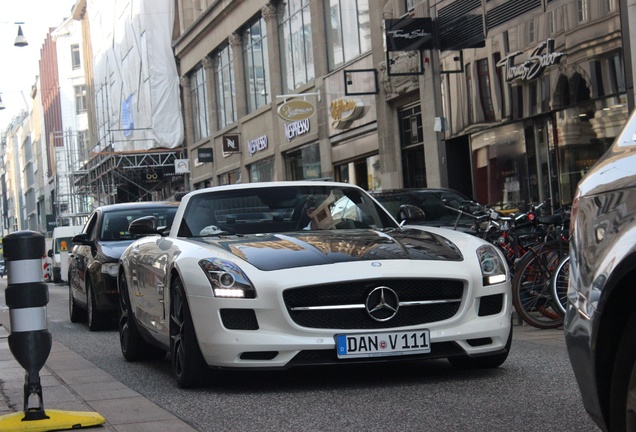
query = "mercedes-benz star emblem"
(365, 286, 399, 322)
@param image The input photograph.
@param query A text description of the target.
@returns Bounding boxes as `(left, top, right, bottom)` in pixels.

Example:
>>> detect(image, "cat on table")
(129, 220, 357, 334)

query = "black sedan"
(371, 188, 484, 233)
(68, 201, 178, 330)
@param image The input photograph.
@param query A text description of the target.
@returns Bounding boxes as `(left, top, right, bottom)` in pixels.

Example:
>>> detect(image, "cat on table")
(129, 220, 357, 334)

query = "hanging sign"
(198, 148, 213, 163)
(278, 100, 315, 122)
(385, 18, 435, 51)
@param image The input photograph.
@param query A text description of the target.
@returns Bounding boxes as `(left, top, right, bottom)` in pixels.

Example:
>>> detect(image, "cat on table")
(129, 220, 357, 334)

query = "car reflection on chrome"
(117, 181, 512, 388)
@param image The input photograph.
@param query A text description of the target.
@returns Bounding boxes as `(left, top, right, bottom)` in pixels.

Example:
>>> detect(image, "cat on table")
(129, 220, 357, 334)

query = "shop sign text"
(496, 38, 565, 82)
(284, 119, 310, 142)
(278, 100, 315, 122)
(330, 98, 365, 129)
(248, 135, 268, 155)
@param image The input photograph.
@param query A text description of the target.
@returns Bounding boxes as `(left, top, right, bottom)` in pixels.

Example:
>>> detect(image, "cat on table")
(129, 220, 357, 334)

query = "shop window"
(279, 0, 315, 92)
(244, 17, 270, 113)
(325, 0, 371, 70)
(335, 155, 380, 191)
(284, 143, 321, 180)
(219, 169, 242, 186)
(477, 58, 495, 122)
(249, 158, 275, 183)
(190, 65, 210, 141)
(215, 44, 237, 129)
(398, 105, 425, 188)
(529, 81, 538, 116)
(541, 75, 551, 112)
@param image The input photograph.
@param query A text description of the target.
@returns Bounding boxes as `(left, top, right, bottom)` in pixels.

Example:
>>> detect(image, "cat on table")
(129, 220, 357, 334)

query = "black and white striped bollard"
(3, 230, 52, 420)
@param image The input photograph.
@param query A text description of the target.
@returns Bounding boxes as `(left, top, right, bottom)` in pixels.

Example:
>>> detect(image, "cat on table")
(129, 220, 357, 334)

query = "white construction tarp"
(88, 0, 183, 152)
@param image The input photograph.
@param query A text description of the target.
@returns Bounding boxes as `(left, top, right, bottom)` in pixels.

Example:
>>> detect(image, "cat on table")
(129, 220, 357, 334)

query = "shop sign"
(248, 135, 268, 156)
(198, 148, 213, 163)
(278, 100, 315, 122)
(223, 134, 240, 153)
(496, 38, 565, 82)
(284, 119, 310, 142)
(330, 98, 365, 129)
(385, 18, 435, 51)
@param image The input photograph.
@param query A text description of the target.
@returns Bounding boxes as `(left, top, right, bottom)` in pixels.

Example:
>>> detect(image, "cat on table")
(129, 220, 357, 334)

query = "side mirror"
(129, 216, 160, 236)
(47, 249, 53, 258)
(398, 204, 426, 222)
(71, 233, 92, 246)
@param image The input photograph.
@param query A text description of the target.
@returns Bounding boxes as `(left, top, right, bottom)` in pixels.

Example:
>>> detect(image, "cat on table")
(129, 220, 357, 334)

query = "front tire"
(610, 311, 636, 431)
(170, 277, 209, 388)
(119, 272, 166, 361)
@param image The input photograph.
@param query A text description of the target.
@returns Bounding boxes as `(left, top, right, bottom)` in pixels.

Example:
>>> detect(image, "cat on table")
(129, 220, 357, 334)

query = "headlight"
(101, 262, 119, 277)
(477, 244, 507, 286)
(199, 258, 256, 298)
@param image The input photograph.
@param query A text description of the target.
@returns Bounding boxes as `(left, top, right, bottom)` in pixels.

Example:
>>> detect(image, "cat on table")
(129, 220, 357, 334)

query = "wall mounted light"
(0, 95, 5, 111)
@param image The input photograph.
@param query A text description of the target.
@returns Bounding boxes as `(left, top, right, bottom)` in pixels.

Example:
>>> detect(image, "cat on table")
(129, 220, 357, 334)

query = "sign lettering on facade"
(330, 98, 366, 129)
(248, 135, 268, 155)
(284, 119, 310, 142)
(496, 38, 566, 82)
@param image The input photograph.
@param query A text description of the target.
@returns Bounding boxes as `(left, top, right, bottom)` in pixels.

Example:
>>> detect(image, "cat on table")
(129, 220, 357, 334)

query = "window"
(405, 0, 415, 11)
(71, 44, 81, 70)
(602, 0, 616, 13)
(577, 0, 588, 22)
(398, 105, 423, 148)
(74, 85, 87, 114)
(244, 17, 270, 113)
(215, 45, 236, 129)
(494, 52, 506, 118)
(477, 59, 495, 122)
(190, 65, 210, 141)
(326, 0, 371, 70)
(466, 63, 473, 124)
(527, 19, 536, 44)
(249, 157, 275, 182)
(284, 143, 321, 180)
(279, 0, 315, 92)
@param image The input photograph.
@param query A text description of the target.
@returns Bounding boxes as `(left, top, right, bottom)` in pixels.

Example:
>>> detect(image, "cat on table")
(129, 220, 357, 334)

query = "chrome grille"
(283, 279, 464, 329)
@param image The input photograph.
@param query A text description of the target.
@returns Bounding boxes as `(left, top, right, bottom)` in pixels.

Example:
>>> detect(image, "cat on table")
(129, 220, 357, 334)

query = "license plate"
(336, 329, 431, 359)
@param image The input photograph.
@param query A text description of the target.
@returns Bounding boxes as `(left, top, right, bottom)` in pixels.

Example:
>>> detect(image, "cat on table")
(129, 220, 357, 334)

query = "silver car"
(565, 110, 636, 431)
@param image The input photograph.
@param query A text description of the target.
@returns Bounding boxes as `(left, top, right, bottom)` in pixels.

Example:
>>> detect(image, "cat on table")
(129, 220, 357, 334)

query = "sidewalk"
(0, 322, 198, 431)
(0, 315, 564, 432)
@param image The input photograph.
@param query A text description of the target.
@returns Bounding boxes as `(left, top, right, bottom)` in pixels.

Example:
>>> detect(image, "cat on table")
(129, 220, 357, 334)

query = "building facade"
(173, 0, 630, 211)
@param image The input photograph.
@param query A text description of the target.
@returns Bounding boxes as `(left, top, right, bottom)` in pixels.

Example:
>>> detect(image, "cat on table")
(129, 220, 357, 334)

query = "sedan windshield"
(180, 185, 398, 237)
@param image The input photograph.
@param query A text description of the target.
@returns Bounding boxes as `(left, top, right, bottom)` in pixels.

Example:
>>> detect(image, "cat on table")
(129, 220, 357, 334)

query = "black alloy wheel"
(170, 277, 209, 388)
(86, 278, 107, 331)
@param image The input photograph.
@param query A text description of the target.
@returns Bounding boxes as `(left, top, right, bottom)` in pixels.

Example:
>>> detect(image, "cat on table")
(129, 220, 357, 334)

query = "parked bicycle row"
(439, 197, 571, 329)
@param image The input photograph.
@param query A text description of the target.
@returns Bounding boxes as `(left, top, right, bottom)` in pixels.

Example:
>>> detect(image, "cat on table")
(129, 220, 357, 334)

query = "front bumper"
(189, 288, 512, 370)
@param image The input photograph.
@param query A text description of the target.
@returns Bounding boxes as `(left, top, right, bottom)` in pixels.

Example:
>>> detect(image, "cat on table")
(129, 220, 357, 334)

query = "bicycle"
(550, 254, 570, 316)
(510, 209, 570, 329)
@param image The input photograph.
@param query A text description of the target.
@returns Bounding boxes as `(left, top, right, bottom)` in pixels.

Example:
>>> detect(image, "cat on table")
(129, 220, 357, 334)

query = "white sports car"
(118, 181, 512, 388)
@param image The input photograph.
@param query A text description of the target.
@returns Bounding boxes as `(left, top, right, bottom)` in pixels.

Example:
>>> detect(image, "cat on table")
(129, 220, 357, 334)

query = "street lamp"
(14, 23, 27, 47)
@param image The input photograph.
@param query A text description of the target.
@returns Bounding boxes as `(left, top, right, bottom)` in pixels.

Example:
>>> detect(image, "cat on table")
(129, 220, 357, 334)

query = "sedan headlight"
(101, 262, 119, 278)
(477, 244, 507, 286)
(199, 258, 256, 298)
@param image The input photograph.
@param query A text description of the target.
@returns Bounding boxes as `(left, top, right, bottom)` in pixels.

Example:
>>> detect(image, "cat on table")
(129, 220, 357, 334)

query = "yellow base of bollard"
(0, 409, 105, 431)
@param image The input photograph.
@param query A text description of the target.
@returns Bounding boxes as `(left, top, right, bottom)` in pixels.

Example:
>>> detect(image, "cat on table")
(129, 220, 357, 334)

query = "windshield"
(101, 207, 178, 241)
(180, 185, 397, 237)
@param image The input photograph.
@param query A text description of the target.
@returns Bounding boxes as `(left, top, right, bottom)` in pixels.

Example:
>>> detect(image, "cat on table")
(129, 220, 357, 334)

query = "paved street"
(0, 280, 599, 432)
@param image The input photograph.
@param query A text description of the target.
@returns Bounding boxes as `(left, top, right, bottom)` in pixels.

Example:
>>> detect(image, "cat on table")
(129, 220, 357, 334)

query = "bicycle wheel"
(551, 254, 570, 316)
(512, 243, 566, 329)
